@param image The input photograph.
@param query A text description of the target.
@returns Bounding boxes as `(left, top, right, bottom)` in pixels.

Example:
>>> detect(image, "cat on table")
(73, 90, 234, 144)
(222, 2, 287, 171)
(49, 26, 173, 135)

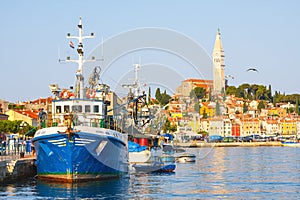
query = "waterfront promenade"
(175, 141, 283, 148)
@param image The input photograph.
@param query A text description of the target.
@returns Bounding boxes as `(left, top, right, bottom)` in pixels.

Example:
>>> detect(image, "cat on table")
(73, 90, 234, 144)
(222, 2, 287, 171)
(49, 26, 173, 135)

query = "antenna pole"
(66, 17, 95, 98)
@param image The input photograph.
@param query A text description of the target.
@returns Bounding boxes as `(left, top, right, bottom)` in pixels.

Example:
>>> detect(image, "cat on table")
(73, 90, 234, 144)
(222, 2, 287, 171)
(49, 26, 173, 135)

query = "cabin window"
(94, 105, 99, 113)
(72, 105, 82, 112)
(56, 106, 62, 113)
(85, 105, 91, 113)
(64, 105, 70, 113)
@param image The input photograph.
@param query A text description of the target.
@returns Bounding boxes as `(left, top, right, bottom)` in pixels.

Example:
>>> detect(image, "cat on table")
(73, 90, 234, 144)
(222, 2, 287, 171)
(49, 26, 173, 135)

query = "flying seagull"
(246, 68, 259, 72)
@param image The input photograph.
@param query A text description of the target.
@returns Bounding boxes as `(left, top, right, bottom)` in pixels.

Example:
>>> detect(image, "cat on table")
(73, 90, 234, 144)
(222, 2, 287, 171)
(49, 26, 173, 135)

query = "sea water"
(0, 147, 299, 199)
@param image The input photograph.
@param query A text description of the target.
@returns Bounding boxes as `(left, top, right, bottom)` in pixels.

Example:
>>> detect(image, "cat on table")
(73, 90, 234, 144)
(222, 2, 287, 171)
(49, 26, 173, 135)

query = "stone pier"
(0, 157, 36, 183)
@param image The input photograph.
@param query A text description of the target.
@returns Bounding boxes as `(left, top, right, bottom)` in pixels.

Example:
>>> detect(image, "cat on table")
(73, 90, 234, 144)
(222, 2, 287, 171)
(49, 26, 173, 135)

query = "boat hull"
(281, 142, 300, 147)
(129, 150, 151, 163)
(176, 153, 196, 163)
(133, 163, 176, 173)
(32, 126, 128, 182)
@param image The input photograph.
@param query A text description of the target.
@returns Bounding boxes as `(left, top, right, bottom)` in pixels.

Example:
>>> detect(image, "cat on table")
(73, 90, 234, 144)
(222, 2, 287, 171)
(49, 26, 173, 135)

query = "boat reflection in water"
(36, 178, 129, 199)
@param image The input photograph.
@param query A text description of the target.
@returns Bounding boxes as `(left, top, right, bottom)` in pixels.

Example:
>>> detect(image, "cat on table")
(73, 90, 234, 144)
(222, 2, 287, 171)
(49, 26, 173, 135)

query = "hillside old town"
(1, 29, 299, 141)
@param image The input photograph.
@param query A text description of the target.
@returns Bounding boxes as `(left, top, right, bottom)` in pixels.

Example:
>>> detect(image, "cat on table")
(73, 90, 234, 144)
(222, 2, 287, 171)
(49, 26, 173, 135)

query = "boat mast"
(66, 17, 95, 98)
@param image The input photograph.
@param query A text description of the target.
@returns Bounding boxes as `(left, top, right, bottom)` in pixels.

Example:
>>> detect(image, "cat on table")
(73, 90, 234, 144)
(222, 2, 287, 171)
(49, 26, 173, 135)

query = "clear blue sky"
(1, 0, 300, 102)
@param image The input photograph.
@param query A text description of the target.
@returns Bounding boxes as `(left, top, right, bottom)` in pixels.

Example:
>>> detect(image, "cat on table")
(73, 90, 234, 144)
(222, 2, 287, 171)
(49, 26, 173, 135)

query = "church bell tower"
(213, 28, 225, 96)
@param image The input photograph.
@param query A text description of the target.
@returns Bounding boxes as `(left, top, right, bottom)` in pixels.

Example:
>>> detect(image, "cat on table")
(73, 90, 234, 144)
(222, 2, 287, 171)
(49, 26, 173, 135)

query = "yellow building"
(240, 118, 260, 136)
(280, 119, 296, 135)
(5, 110, 38, 126)
(268, 108, 287, 118)
(187, 116, 200, 133)
(171, 112, 183, 119)
(200, 102, 216, 117)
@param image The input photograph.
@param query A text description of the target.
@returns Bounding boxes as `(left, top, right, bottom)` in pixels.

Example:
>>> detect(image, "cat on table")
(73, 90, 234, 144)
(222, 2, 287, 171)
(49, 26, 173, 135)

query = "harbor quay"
(0, 155, 36, 183)
(0, 143, 36, 183)
(176, 141, 283, 148)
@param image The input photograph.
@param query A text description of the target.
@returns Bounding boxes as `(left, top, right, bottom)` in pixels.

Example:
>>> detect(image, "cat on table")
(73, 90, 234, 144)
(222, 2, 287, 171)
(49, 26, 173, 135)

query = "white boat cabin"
(48, 83, 114, 128)
(52, 99, 108, 128)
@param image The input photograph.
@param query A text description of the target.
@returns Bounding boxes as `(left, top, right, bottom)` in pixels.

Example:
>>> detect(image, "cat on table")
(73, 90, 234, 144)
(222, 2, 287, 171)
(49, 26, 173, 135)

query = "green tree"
(287, 107, 294, 114)
(256, 85, 268, 100)
(160, 90, 171, 106)
(268, 84, 272, 101)
(243, 102, 248, 113)
(169, 124, 177, 133)
(216, 101, 221, 116)
(208, 89, 212, 101)
(194, 102, 200, 113)
(162, 118, 177, 133)
(148, 87, 152, 105)
(155, 88, 162, 103)
(296, 98, 299, 115)
(250, 84, 259, 100)
(225, 86, 237, 96)
(190, 87, 206, 100)
(8, 104, 25, 110)
(257, 100, 265, 112)
(238, 83, 250, 98)
(0, 120, 36, 134)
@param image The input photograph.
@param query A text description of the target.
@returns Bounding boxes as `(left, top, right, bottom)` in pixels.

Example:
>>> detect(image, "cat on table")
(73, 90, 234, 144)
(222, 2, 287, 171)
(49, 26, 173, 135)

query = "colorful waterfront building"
(240, 117, 260, 136)
(186, 114, 201, 133)
(199, 118, 210, 133)
(208, 117, 224, 136)
(262, 118, 280, 135)
(280, 119, 297, 136)
(208, 117, 231, 137)
(231, 123, 241, 137)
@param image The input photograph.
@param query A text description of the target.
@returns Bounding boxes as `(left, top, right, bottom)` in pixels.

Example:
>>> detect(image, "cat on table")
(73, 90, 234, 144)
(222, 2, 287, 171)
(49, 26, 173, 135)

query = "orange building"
(175, 79, 213, 97)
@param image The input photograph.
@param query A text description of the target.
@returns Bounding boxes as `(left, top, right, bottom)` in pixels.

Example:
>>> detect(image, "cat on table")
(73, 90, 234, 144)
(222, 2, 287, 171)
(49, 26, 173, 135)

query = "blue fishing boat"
(32, 17, 128, 182)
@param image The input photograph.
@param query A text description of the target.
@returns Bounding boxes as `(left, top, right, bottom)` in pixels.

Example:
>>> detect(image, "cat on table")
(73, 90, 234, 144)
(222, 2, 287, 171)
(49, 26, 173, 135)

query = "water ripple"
(0, 147, 299, 199)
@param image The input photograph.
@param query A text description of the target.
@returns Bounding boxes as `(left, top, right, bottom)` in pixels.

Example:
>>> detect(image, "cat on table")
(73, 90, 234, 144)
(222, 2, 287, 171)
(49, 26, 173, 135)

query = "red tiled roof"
(183, 79, 213, 83)
(15, 110, 39, 119)
(30, 97, 52, 104)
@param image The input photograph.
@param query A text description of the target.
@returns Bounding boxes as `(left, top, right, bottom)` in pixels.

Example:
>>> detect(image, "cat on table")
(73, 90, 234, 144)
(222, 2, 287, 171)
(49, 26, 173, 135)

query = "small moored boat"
(176, 153, 196, 163)
(132, 162, 176, 173)
(281, 141, 300, 147)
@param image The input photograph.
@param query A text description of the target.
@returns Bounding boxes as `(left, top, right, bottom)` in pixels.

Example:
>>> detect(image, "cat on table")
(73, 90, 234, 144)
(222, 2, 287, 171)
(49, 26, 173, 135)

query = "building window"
(85, 105, 91, 113)
(94, 105, 99, 113)
(56, 106, 62, 113)
(72, 105, 82, 112)
(64, 105, 70, 113)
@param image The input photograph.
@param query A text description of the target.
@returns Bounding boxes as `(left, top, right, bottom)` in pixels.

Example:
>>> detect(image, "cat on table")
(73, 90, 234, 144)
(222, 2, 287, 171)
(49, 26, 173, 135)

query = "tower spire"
(213, 28, 225, 97)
